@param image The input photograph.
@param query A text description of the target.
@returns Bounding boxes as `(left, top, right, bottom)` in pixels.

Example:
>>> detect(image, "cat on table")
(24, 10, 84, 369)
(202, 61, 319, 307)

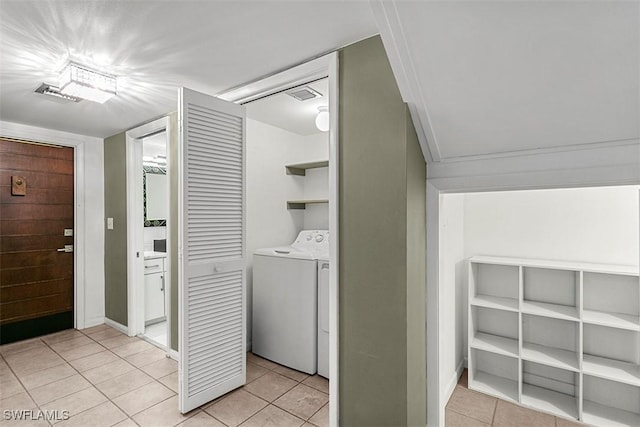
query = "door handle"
(57, 245, 73, 253)
(160, 275, 165, 291)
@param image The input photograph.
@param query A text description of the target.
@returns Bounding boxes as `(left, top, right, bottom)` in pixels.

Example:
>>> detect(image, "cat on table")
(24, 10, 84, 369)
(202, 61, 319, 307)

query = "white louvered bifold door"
(178, 87, 246, 413)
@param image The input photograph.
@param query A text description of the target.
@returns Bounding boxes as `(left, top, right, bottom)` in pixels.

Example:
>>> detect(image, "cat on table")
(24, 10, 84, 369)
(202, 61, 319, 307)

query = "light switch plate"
(64, 228, 73, 236)
(107, 218, 114, 230)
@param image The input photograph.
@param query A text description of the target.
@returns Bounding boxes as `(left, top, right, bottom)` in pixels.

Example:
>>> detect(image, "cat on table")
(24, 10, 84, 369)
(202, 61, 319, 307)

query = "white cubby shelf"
(468, 256, 640, 425)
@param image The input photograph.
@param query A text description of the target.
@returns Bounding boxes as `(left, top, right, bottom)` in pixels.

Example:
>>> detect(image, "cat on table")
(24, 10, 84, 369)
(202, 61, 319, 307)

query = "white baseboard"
(104, 318, 129, 335)
(168, 349, 179, 361)
(83, 316, 105, 329)
(443, 359, 466, 407)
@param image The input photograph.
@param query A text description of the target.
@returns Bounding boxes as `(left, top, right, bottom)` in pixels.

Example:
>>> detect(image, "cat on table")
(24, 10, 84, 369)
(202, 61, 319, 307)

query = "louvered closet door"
(178, 87, 246, 413)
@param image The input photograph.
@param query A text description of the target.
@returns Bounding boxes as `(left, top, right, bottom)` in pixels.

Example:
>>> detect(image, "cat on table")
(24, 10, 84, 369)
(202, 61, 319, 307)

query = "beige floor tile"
(493, 399, 555, 427)
(241, 404, 305, 427)
(41, 330, 85, 346)
(49, 336, 94, 353)
(100, 335, 139, 349)
(245, 372, 297, 403)
(85, 328, 123, 342)
(42, 387, 107, 422)
(57, 343, 105, 362)
(139, 357, 177, 379)
(272, 365, 309, 383)
(82, 359, 137, 385)
(273, 384, 328, 420)
(94, 369, 155, 399)
(176, 411, 226, 427)
(247, 363, 269, 383)
(445, 409, 491, 427)
(0, 391, 37, 411)
(111, 340, 155, 358)
(0, 338, 46, 357)
(29, 374, 92, 405)
(125, 346, 167, 368)
(446, 385, 496, 424)
(308, 403, 329, 427)
(68, 350, 120, 372)
(158, 372, 178, 393)
(133, 395, 196, 427)
(0, 375, 24, 399)
(301, 375, 329, 394)
(56, 401, 127, 427)
(112, 418, 139, 427)
(5, 348, 65, 376)
(19, 363, 76, 390)
(458, 369, 468, 388)
(80, 324, 112, 335)
(112, 381, 174, 416)
(247, 353, 279, 370)
(0, 417, 51, 426)
(205, 389, 268, 427)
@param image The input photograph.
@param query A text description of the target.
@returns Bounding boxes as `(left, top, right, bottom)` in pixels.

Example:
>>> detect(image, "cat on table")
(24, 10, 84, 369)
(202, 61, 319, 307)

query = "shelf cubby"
(285, 160, 328, 176)
(522, 267, 579, 321)
(470, 306, 518, 359)
(468, 256, 640, 425)
(583, 271, 639, 331)
(582, 375, 640, 427)
(522, 314, 579, 372)
(469, 348, 519, 403)
(286, 199, 329, 210)
(469, 262, 519, 312)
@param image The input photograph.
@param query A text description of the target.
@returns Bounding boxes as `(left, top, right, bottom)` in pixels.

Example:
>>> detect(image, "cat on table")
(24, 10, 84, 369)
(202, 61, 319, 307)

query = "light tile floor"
(0, 325, 329, 427)
(144, 321, 167, 347)
(446, 370, 585, 427)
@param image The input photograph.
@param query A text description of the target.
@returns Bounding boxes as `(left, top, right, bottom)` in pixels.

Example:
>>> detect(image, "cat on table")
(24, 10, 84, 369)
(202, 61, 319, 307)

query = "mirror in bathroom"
(143, 166, 167, 226)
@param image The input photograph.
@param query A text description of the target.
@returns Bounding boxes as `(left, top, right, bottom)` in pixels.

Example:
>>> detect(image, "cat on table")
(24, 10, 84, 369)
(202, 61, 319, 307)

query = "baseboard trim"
(168, 349, 179, 361)
(443, 359, 466, 407)
(104, 318, 129, 335)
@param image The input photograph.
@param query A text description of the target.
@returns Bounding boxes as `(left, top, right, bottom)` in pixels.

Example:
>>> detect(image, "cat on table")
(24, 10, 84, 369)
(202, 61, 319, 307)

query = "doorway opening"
(125, 116, 172, 352)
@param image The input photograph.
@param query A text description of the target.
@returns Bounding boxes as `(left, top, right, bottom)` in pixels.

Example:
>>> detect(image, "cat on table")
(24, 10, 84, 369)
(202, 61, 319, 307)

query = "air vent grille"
(286, 86, 322, 102)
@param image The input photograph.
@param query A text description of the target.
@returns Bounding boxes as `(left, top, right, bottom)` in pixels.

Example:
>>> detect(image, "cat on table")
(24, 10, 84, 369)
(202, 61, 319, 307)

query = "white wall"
(0, 121, 105, 329)
(439, 185, 640, 407)
(246, 118, 328, 347)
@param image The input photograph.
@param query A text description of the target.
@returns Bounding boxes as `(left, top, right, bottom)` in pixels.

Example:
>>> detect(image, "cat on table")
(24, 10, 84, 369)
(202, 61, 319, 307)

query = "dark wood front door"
(0, 139, 74, 344)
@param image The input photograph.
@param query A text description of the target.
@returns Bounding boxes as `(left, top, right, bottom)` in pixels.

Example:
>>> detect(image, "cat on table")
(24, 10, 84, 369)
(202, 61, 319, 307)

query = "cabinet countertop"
(144, 251, 167, 260)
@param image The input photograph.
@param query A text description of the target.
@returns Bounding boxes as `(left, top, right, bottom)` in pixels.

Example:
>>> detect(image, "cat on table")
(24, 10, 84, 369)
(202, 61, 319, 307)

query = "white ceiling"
(374, 1, 640, 161)
(0, 1, 377, 138)
(246, 78, 328, 136)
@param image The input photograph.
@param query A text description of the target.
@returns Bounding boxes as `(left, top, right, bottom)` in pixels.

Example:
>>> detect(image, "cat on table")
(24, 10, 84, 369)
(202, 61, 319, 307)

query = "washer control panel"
(292, 230, 329, 257)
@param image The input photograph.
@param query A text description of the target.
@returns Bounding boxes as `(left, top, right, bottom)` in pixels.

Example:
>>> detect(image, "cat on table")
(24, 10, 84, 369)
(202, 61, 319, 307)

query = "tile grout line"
(0, 340, 55, 427)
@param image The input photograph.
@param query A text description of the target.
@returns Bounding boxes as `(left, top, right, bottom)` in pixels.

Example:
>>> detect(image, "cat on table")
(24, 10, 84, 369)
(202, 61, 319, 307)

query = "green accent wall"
(103, 131, 128, 326)
(338, 35, 427, 426)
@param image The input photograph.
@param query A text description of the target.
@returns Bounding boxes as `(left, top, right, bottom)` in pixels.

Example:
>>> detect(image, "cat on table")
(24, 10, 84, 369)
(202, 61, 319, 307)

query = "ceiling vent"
(286, 86, 322, 101)
(35, 83, 81, 103)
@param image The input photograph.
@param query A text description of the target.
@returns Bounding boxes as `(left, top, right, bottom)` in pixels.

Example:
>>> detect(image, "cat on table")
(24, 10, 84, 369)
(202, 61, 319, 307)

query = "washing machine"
(252, 230, 329, 374)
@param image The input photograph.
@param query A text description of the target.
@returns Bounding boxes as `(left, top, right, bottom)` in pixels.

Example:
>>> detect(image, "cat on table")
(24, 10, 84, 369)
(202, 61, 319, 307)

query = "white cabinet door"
(145, 272, 165, 322)
(178, 88, 246, 413)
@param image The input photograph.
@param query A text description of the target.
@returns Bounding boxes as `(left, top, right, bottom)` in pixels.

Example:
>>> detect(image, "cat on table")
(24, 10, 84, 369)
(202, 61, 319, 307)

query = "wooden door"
(0, 139, 74, 344)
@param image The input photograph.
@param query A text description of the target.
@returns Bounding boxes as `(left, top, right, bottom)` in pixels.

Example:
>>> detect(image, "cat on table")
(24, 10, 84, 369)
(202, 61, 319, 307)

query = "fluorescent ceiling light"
(59, 62, 117, 104)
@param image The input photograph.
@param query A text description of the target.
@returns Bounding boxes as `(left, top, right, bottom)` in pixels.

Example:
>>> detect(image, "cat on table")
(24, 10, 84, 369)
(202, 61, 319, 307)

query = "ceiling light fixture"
(59, 62, 117, 104)
(34, 83, 81, 102)
(315, 106, 329, 132)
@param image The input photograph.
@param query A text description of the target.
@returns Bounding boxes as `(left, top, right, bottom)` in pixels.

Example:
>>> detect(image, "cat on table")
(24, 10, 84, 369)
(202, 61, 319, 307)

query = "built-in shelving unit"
(285, 160, 329, 210)
(285, 160, 329, 176)
(468, 256, 640, 425)
(286, 199, 329, 210)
